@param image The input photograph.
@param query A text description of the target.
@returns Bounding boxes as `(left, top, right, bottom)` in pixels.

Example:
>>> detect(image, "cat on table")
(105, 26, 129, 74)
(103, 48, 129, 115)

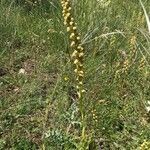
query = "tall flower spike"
(61, 0, 85, 99)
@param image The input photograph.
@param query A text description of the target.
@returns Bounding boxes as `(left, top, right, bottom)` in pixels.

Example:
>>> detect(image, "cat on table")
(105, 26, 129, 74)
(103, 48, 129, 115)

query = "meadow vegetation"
(0, 0, 150, 149)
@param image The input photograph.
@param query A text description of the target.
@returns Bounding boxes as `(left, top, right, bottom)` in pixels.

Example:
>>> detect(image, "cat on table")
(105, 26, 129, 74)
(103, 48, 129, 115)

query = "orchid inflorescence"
(61, 0, 85, 99)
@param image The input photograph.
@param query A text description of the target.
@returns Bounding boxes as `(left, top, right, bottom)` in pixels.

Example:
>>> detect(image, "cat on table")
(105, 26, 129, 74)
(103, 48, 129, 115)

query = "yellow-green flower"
(61, 0, 85, 99)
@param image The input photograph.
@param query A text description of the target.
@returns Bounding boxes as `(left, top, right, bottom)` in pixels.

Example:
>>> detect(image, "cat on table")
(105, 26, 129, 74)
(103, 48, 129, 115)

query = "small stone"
(18, 68, 26, 74)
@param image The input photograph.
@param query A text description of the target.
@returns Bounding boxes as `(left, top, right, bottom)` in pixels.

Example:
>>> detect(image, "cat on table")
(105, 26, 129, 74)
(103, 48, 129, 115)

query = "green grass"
(0, 0, 150, 149)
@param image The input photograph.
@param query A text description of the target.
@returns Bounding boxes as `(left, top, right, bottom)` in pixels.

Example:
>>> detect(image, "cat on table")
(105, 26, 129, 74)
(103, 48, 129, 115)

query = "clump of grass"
(1, 0, 150, 149)
(139, 0, 150, 33)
